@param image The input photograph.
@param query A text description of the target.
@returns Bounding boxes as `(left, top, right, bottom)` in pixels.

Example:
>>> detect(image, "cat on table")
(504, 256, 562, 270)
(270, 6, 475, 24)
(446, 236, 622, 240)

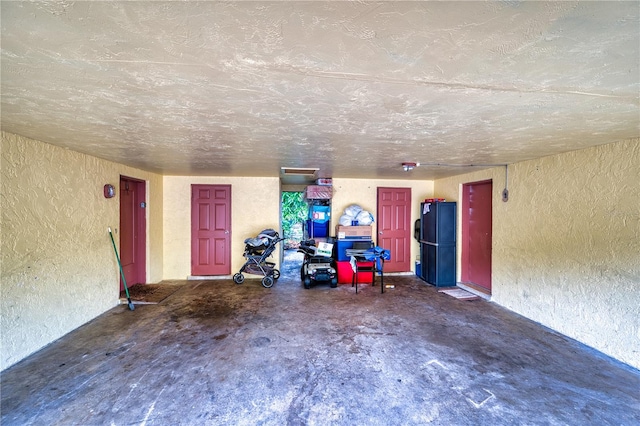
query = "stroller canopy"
(244, 229, 279, 248)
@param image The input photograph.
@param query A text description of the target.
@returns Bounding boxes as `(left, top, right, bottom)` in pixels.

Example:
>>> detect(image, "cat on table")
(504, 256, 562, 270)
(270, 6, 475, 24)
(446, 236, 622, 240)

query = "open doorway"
(281, 191, 308, 278)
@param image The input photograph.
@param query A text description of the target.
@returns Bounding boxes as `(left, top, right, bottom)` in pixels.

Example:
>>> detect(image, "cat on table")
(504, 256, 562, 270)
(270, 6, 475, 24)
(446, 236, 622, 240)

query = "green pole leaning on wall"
(108, 227, 135, 311)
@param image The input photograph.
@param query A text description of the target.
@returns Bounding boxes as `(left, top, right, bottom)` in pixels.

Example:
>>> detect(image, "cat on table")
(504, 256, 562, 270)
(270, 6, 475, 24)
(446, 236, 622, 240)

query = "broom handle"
(108, 227, 131, 300)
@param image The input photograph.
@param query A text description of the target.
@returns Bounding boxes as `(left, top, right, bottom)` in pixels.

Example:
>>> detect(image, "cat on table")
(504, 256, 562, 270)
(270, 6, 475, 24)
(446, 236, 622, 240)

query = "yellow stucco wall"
(434, 138, 640, 369)
(3, 132, 638, 372)
(1, 132, 163, 371)
(331, 178, 434, 272)
(162, 177, 431, 278)
(162, 176, 281, 279)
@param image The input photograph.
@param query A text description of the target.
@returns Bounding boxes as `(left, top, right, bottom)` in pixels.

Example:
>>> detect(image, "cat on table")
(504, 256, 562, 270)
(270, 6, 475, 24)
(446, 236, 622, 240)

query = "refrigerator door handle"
(423, 241, 439, 247)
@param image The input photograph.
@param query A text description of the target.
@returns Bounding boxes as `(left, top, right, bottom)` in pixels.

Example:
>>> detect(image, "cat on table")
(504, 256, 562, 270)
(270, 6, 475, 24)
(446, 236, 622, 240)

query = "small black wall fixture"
(103, 184, 115, 198)
(502, 165, 509, 202)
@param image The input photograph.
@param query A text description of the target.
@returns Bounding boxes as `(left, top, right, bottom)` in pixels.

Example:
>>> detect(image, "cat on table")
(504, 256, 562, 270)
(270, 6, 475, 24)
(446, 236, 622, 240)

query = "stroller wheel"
(233, 273, 245, 284)
(303, 277, 311, 289)
(272, 269, 281, 280)
(300, 264, 306, 282)
(330, 278, 338, 288)
(261, 276, 274, 288)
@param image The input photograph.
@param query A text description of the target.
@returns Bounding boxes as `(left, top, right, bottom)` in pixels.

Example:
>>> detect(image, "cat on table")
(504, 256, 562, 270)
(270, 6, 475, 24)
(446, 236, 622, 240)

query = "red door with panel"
(119, 176, 146, 290)
(376, 187, 411, 272)
(191, 185, 232, 276)
(462, 180, 493, 292)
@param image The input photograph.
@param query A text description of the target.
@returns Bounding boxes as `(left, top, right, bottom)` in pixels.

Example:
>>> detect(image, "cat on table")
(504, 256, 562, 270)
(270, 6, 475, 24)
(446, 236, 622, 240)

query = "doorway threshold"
(188, 275, 232, 280)
(457, 282, 492, 300)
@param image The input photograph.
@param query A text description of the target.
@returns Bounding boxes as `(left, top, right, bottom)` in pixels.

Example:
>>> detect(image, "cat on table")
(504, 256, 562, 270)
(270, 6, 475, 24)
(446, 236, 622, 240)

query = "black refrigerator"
(419, 201, 456, 287)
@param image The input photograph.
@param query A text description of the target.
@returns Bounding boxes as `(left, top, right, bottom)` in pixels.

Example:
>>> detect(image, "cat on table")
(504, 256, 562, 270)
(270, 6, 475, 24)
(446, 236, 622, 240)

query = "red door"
(191, 185, 232, 276)
(462, 180, 492, 292)
(119, 176, 146, 290)
(377, 187, 411, 272)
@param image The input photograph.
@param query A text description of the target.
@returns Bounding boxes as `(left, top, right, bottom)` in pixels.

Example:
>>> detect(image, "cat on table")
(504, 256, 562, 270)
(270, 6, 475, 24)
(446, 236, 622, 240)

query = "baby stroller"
(298, 239, 338, 289)
(233, 229, 284, 288)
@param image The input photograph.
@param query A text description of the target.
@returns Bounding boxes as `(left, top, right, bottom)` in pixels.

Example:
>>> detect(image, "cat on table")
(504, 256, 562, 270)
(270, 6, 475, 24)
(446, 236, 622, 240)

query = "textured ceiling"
(1, 1, 639, 182)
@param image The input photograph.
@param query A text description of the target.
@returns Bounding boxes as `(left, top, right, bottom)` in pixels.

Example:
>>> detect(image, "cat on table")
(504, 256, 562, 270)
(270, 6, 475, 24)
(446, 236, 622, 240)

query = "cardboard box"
(305, 185, 332, 200)
(335, 225, 372, 239)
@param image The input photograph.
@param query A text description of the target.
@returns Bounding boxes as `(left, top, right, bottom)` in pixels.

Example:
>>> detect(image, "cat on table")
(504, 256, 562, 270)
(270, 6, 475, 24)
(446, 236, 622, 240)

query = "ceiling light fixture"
(402, 162, 418, 172)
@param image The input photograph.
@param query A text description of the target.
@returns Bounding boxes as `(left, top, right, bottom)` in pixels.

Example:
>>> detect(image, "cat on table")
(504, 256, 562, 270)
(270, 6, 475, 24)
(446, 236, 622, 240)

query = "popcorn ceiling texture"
(434, 138, 640, 369)
(1, 2, 638, 180)
(1, 132, 163, 371)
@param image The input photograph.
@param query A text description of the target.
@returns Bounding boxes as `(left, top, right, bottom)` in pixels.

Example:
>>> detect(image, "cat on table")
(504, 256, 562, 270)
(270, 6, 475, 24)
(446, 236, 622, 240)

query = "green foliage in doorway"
(281, 192, 307, 249)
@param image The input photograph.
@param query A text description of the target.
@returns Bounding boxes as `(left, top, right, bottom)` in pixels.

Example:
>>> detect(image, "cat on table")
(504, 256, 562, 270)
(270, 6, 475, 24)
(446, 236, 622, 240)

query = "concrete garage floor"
(2, 257, 639, 425)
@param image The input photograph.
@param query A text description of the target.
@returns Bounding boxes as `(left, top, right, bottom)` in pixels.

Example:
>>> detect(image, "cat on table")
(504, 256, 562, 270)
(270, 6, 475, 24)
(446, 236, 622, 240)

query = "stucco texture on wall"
(1, 132, 163, 371)
(162, 176, 280, 279)
(435, 138, 640, 369)
(331, 178, 434, 272)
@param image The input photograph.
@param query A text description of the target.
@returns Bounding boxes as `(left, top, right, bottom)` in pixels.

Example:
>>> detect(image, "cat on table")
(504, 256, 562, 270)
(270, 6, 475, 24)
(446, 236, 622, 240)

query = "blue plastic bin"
(306, 219, 328, 238)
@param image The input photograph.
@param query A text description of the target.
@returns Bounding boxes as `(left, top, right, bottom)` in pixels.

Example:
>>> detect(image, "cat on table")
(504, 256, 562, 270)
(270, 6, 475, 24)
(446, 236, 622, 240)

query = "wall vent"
(281, 167, 319, 176)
